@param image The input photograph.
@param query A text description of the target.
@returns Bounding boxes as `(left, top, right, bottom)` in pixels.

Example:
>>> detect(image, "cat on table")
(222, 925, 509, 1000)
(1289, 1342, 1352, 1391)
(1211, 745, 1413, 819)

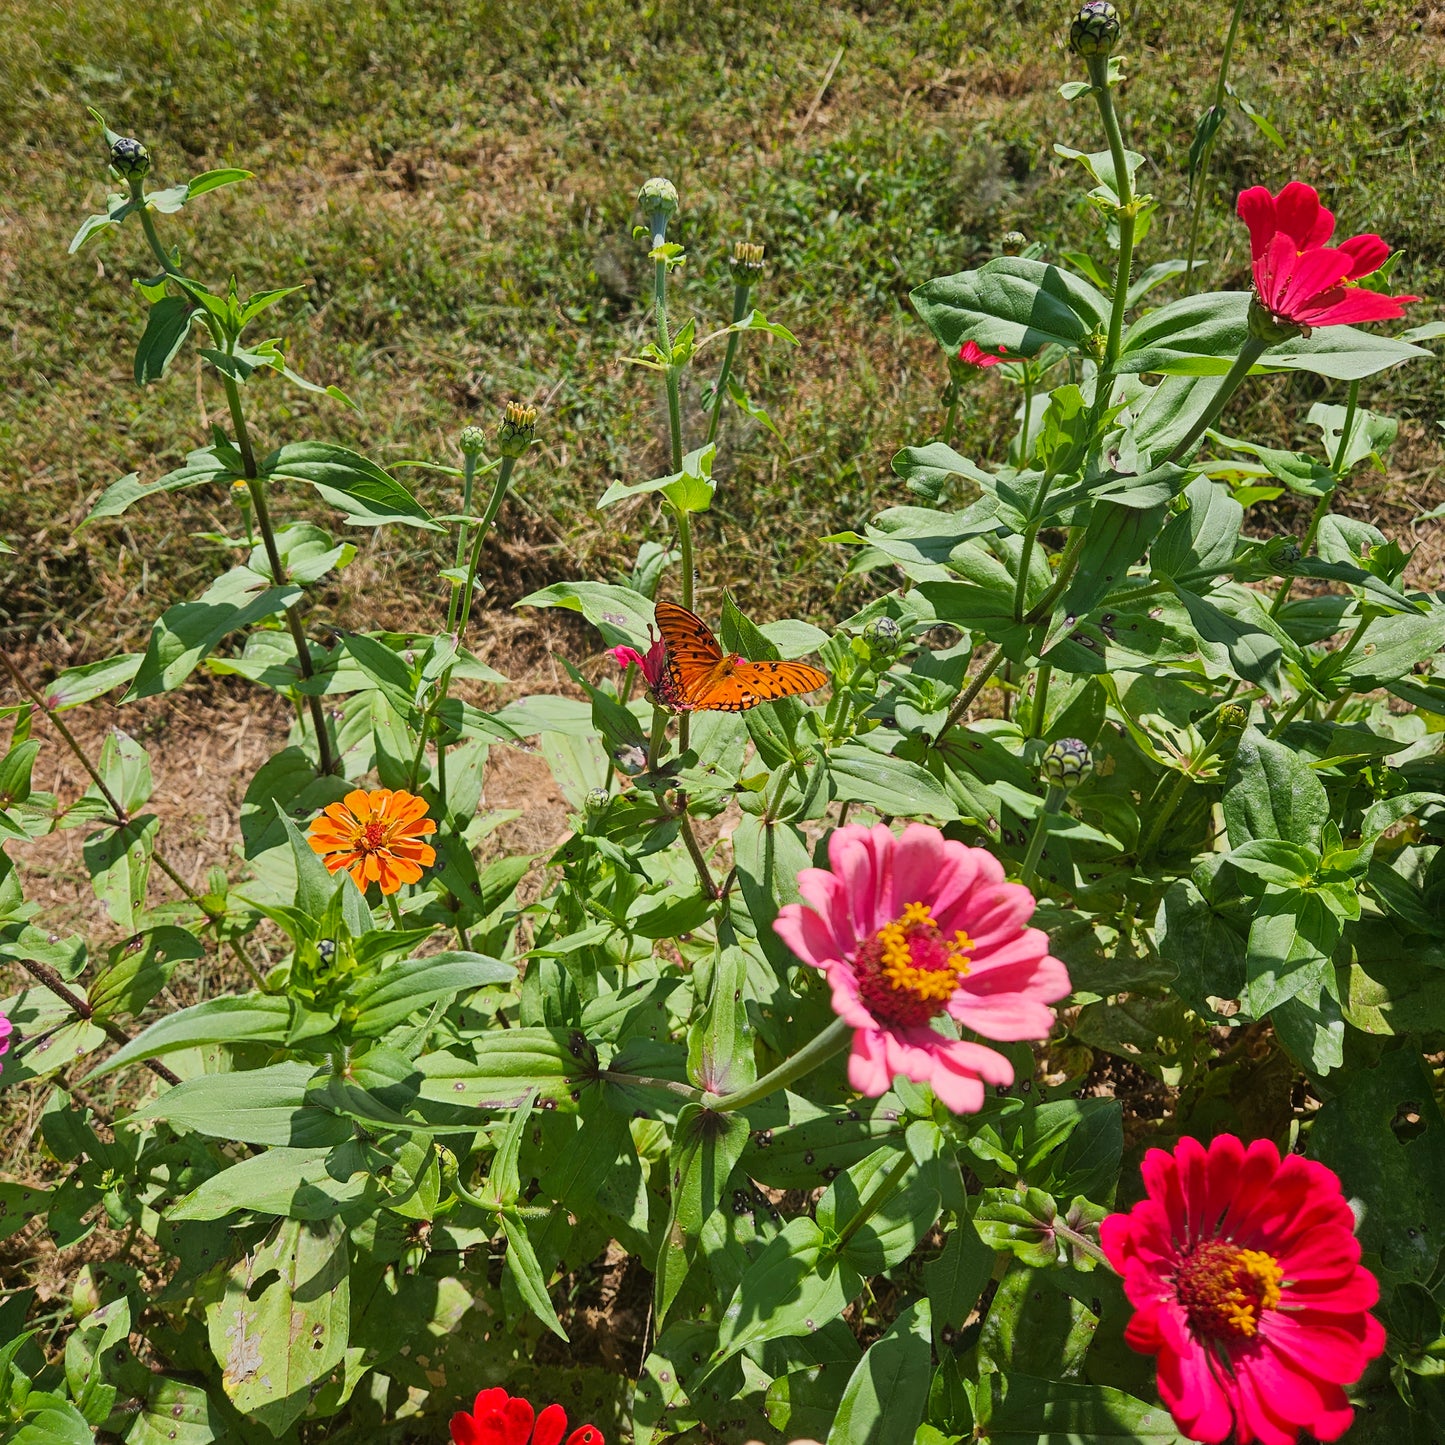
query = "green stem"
(1019, 788, 1065, 890)
(674, 505, 696, 755)
(1137, 770, 1191, 863)
(1087, 54, 1136, 371)
(384, 892, 403, 928)
(455, 456, 517, 644)
(646, 704, 670, 773)
(834, 1149, 915, 1251)
(1270, 378, 1359, 617)
(1183, 0, 1247, 296)
(435, 1145, 497, 1213)
(1164, 335, 1269, 466)
(676, 808, 718, 900)
(705, 1017, 852, 1113)
(1020, 374, 1034, 464)
(600, 1071, 705, 1103)
(942, 393, 961, 445)
(1029, 663, 1051, 739)
(1267, 691, 1310, 739)
(1025, 526, 1089, 623)
(655, 253, 685, 472)
(932, 646, 1005, 745)
(445, 453, 481, 635)
(705, 279, 752, 447)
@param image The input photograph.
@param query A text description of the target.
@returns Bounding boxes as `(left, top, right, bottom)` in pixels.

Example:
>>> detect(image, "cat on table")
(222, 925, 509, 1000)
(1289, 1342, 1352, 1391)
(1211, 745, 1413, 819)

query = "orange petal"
(322, 800, 359, 825)
(343, 789, 374, 820)
(375, 854, 400, 894)
(346, 859, 369, 892)
(389, 856, 423, 885)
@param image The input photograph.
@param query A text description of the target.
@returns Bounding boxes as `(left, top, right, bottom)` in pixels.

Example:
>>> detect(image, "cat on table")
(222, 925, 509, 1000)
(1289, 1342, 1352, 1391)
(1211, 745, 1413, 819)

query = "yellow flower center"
(854, 901, 972, 1028)
(1175, 1238, 1284, 1341)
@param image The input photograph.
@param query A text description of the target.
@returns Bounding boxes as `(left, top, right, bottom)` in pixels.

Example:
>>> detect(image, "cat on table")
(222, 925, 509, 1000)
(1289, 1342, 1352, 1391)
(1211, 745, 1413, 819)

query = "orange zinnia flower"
(307, 788, 437, 896)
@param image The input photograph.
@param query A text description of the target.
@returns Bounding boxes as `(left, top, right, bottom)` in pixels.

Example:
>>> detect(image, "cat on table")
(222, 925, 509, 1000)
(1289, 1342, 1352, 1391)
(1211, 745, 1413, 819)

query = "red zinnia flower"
(1236, 181, 1416, 333)
(958, 339, 1011, 368)
(1101, 1134, 1385, 1445)
(450, 1388, 602, 1445)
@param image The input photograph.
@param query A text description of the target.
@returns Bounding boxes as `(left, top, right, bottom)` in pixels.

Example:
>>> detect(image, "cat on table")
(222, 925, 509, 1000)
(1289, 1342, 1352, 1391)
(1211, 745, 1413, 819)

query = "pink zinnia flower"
(1101, 1134, 1386, 1445)
(1236, 181, 1417, 333)
(958, 339, 1011, 368)
(773, 823, 1070, 1114)
(450, 1388, 602, 1445)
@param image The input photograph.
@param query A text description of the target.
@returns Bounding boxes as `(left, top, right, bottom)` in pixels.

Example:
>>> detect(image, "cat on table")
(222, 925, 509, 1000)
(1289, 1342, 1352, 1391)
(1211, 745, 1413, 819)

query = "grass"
(1, 0, 1443, 659)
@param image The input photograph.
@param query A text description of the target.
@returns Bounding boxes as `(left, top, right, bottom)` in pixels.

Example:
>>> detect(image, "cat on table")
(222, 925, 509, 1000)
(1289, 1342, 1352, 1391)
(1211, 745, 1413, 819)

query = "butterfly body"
(652, 601, 829, 713)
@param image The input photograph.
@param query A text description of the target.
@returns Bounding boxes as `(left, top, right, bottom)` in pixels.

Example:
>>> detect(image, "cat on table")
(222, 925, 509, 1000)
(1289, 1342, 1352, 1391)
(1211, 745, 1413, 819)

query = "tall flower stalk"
(1182, 0, 1247, 295)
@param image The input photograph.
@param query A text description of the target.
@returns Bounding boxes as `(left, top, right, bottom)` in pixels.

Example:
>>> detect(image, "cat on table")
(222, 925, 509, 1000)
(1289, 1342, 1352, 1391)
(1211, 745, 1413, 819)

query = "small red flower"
(450, 1388, 603, 1445)
(1236, 181, 1417, 333)
(1101, 1134, 1385, 1445)
(958, 339, 1011, 369)
(610, 635, 667, 691)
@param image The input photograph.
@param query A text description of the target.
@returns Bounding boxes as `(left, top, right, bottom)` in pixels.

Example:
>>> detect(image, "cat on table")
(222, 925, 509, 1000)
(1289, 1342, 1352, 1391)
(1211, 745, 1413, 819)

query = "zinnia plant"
(774, 822, 1071, 1113)
(1101, 1135, 1386, 1444)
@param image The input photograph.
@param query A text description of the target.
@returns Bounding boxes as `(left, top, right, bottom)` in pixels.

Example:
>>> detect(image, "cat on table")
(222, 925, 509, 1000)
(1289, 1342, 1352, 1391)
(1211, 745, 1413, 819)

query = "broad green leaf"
(82, 448, 239, 527)
(1245, 890, 1340, 1017)
(125, 1378, 232, 1445)
(11, 1401, 94, 1445)
(415, 1029, 597, 1111)
(278, 804, 372, 938)
(687, 946, 755, 1096)
(1223, 727, 1328, 849)
(1058, 499, 1169, 621)
(1170, 585, 1288, 699)
(132, 1062, 350, 1147)
(986, 1375, 1192, 1443)
(827, 744, 956, 821)
(501, 1209, 569, 1340)
(40, 654, 142, 711)
(517, 581, 656, 650)
(205, 1216, 349, 1433)
(826, 1298, 932, 1445)
(912, 258, 1110, 356)
(1339, 605, 1445, 690)
(88, 925, 204, 1020)
(1149, 475, 1242, 585)
(348, 952, 515, 1037)
(0, 1181, 53, 1243)
(87, 995, 294, 1079)
(82, 815, 157, 932)
(924, 1218, 994, 1331)
(169, 1143, 384, 1221)
(266, 441, 442, 530)
(598, 443, 716, 513)
(133, 294, 196, 384)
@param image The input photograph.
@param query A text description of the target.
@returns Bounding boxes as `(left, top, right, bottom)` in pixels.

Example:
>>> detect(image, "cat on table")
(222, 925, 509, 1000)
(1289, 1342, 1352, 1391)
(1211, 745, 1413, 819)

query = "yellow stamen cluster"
(1222, 1250, 1284, 1336)
(876, 901, 972, 1002)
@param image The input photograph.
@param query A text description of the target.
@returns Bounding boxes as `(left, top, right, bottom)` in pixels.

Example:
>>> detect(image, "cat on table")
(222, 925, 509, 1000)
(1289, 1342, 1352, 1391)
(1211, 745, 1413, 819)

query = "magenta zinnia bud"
(1069, 1, 1121, 57)
(774, 823, 1071, 1114)
(1237, 181, 1418, 336)
(109, 135, 151, 181)
(1102, 1135, 1385, 1445)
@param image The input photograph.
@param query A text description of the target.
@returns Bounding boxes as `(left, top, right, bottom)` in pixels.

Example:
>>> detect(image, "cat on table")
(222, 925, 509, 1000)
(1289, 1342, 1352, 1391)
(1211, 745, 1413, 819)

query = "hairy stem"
(1088, 54, 1137, 371)
(705, 279, 752, 447)
(834, 1149, 915, 1251)
(933, 646, 1005, 745)
(1019, 788, 1065, 890)
(705, 1017, 852, 1113)
(1164, 335, 1269, 466)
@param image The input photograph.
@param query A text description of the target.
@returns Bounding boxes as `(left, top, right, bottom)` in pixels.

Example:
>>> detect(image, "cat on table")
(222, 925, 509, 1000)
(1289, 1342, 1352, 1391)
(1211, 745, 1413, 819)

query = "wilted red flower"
(450, 1388, 602, 1445)
(958, 339, 1011, 368)
(609, 634, 667, 690)
(307, 788, 436, 896)
(1236, 181, 1416, 334)
(774, 823, 1070, 1114)
(1101, 1134, 1385, 1445)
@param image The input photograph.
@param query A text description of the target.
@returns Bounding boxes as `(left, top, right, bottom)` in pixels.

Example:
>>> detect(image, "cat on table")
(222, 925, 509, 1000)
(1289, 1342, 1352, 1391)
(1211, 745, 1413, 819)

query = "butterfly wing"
(690, 659, 830, 712)
(654, 601, 724, 708)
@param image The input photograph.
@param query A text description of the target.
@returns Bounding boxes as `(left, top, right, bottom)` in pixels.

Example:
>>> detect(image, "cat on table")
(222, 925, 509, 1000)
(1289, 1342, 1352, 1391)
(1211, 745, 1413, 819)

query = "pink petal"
(774, 900, 846, 971)
(1237, 186, 1280, 264)
(1274, 180, 1336, 250)
(1293, 286, 1417, 327)
(846, 1028, 894, 1097)
(1157, 1337, 1236, 1444)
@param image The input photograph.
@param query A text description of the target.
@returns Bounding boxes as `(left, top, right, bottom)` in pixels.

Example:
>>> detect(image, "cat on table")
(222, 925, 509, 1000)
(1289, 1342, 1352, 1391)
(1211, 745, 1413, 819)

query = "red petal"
(566, 1429, 605, 1445)
(500, 1397, 536, 1445)
(534, 1404, 568, 1445)
(1337, 233, 1389, 280)
(1273, 180, 1335, 250)
(1237, 186, 1280, 264)
(451, 1413, 480, 1445)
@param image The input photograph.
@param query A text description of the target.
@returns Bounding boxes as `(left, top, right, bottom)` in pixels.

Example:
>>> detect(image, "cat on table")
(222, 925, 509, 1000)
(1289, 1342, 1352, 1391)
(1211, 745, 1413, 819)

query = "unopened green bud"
(864, 616, 902, 652)
(1247, 295, 1304, 345)
(110, 135, 151, 181)
(1218, 704, 1248, 733)
(585, 787, 610, 811)
(1069, 1, 1121, 57)
(1265, 535, 1303, 568)
(71, 1266, 100, 1321)
(1042, 737, 1093, 790)
(1000, 230, 1027, 256)
(497, 401, 537, 458)
(638, 177, 679, 220)
(459, 424, 486, 457)
(730, 240, 765, 284)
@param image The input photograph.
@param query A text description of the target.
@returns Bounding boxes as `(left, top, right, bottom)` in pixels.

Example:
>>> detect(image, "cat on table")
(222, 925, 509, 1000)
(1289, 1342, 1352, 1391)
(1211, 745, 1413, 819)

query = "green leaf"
(11, 1401, 94, 1445)
(278, 803, 372, 938)
(925, 1218, 995, 1332)
(1170, 585, 1289, 700)
(501, 1209, 569, 1340)
(205, 1216, 349, 1434)
(986, 1375, 1192, 1442)
(687, 946, 755, 1096)
(135, 1061, 351, 1146)
(82, 448, 237, 527)
(349, 952, 515, 1037)
(82, 815, 157, 932)
(126, 567, 301, 700)
(912, 258, 1110, 356)
(89, 925, 204, 1021)
(1149, 475, 1242, 585)
(134, 295, 196, 384)
(266, 442, 442, 530)
(86, 995, 294, 1079)
(1058, 499, 1169, 621)
(1244, 889, 1340, 1017)
(125, 1378, 233, 1445)
(40, 654, 142, 711)
(1339, 605, 1445, 690)
(827, 744, 955, 820)
(0, 1181, 54, 1243)
(415, 1029, 597, 1111)
(1120, 290, 1431, 380)
(184, 167, 253, 199)
(973, 1187, 1062, 1268)
(598, 444, 717, 513)
(826, 1298, 932, 1445)
(709, 1216, 863, 1374)
(1223, 726, 1328, 849)
(169, 1143, 383, 1221)
(516, 581, 656, 650)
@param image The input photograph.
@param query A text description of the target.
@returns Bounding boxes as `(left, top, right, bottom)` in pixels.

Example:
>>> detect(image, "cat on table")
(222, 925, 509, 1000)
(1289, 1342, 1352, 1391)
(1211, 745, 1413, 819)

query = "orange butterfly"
(652, 601, 829, 713)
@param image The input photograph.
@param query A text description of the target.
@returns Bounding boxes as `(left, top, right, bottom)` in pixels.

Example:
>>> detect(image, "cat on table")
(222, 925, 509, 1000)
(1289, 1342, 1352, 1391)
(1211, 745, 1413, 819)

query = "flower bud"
(1000, 230, 1028, 256)
(1069, 1, 1121, 57)
(585, 787, 610, 811)
(1042, 737, 1093, 790)
(864, 616, 902, 653)
(638, 177, 679, 220)
(1247, 295, 1304, 345)
(1218, 704, 1248, 733)
(317, 939, 337, 963)
(109, 135, 151, 181)
(497, 401, 537, 459)
(730, 240, 765, 284)
(1264, 535, 1303, 568)
(458, 424, 486, 457)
